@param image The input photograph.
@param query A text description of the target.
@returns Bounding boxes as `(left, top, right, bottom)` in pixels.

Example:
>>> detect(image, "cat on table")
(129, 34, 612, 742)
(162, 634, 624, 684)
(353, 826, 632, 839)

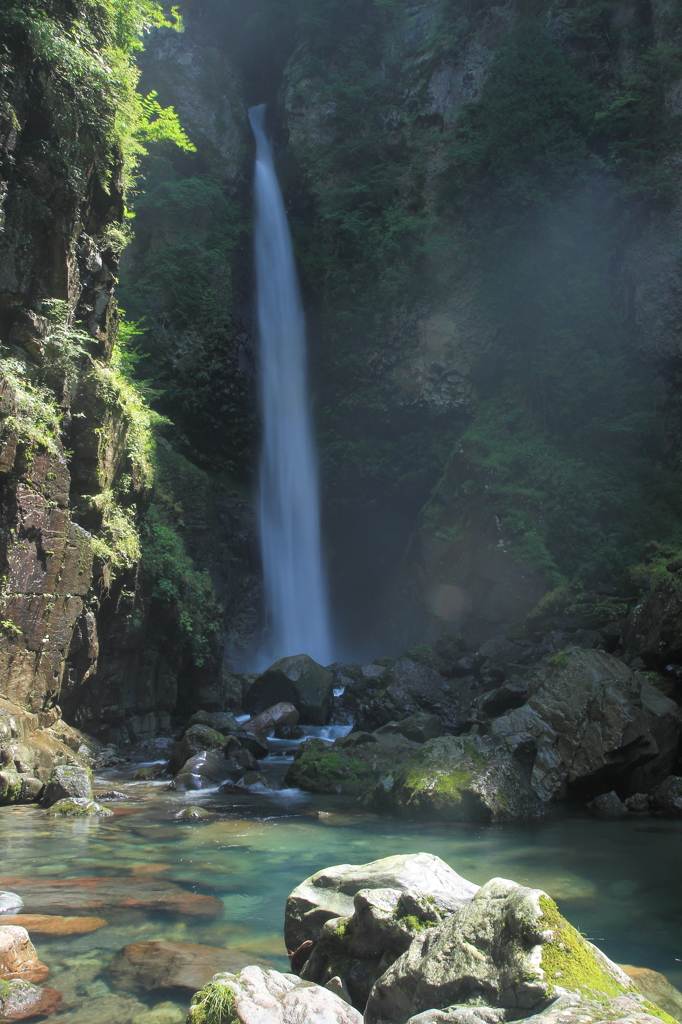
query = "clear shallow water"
(1, 766, 681, 1021)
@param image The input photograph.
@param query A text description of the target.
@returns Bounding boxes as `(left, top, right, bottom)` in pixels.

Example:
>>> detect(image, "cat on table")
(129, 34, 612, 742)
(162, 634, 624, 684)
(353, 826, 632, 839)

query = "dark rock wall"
(0, 3, 262, 741)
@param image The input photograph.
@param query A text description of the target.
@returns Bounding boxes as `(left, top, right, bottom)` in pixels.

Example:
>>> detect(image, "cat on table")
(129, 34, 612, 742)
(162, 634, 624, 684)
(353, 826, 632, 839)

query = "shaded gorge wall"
(120, 0, 682, 658)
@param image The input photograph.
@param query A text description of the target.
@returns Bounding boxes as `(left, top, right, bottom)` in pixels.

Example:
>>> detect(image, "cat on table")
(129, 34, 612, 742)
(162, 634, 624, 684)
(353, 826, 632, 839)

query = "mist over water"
(248, 104, 333, 669)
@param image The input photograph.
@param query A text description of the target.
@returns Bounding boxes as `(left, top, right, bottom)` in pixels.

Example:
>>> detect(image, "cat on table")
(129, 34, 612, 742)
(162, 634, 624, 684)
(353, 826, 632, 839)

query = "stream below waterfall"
(1, 746, 681, 1023)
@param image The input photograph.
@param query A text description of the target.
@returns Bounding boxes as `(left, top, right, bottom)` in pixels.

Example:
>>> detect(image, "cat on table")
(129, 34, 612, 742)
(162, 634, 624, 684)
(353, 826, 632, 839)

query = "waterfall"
(248, 104, 333, 668)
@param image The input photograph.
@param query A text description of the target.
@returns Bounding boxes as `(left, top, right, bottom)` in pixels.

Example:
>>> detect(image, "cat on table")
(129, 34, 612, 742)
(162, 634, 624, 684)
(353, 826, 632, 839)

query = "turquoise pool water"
(1, 764, 681, 1022)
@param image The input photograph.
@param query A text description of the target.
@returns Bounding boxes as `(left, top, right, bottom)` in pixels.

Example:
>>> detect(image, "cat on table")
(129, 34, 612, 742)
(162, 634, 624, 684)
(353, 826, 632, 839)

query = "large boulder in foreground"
(367, 735, 542, 823)
(244, 655, 333, 725)
(284, 853, 478, 953)
(300, 886, 459, 1009)
(490, 649, 680, 801)
(364, 877, 662, 1024)
(187, 965, 362, 1024)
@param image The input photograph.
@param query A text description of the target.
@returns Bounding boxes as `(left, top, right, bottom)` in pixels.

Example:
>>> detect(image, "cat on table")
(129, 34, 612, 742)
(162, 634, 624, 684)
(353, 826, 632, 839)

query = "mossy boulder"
(284, 735, 416, 797)
(490, 648, 680, 801)
(44, 797, 113, 816)
(368, 735, 542, 822)
(364, 878, 672, 1024)
(284, 853, 478, 954)
(167, 725, 229, 776)
(300, 888, 453, 1010)
(41, 764, 93, 807)
(0, 770, 22, 806)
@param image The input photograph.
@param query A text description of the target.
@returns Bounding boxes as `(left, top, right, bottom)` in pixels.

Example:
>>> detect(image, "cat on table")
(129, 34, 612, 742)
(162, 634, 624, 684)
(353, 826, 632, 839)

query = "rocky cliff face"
(0, 1, 262, 742)
(275, 0, 682, 652)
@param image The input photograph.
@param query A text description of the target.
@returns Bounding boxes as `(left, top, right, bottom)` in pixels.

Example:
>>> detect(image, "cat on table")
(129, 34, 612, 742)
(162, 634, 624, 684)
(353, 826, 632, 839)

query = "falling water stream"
(249, 105, 333, 667)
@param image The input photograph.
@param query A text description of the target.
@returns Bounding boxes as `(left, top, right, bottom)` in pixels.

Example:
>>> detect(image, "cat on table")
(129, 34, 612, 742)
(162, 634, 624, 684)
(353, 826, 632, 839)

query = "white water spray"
(249, 104, 333, 667)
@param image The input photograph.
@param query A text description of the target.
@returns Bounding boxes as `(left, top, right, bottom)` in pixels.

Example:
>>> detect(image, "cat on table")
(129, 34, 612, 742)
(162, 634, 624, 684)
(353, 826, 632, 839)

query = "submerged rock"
(0, 876, 223, 917)
(131, 1001, 185, 1024)
(284, 852, 478, 953)
(621, 965, 682, 1021)
(363, 878, 648, 1024)
(44, 797, 113, 816)
(0, 924, 49, 984)
(0, 979, 61, 1021)
(368, 735, 542, 823)
(187, 965, 362, 1024)
(244, 655, 334, 725)
(0, 914, 106, 936)
(108, 940, 266, 993)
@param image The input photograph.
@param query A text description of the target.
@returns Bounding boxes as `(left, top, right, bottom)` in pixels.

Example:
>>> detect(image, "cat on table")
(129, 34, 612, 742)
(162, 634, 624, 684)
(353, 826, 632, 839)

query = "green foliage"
(141, 454, 222, 667)
(0, 358, 63, 455)
(425, 20, 682, 587)
(442, 23, 601, 232)
(525, 583, 628, 631)
(188, 978, 237, 1024)
(88, 490, 141, 570)
(89, 353, 164, 493)
(118, 163, 255, 478)
(0, 0, 194, 200)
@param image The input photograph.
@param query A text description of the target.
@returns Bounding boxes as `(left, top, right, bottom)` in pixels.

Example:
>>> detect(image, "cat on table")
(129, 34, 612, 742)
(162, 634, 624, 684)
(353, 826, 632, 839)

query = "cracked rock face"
(490, 649, 680, 801)
(285, 853, 479, 954)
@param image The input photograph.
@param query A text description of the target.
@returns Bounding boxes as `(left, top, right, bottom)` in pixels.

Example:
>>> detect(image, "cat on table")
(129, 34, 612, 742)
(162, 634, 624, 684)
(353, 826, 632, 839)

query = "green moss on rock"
(539, 895, 629, 999)
(187, 979, 237, 1024)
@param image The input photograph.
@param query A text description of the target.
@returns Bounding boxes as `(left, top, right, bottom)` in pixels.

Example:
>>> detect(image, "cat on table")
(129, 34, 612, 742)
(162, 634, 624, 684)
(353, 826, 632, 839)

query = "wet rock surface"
(0, 979, 62, 1021)
(0, 877, 223, 917)
(41, 764, 93, 807)
(368, 735, 543, 823)
(244, 655, 334, 725)
(108, 940, 270, 993)
(0, 914, 107, 936)
(0, 925, 49, 984)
